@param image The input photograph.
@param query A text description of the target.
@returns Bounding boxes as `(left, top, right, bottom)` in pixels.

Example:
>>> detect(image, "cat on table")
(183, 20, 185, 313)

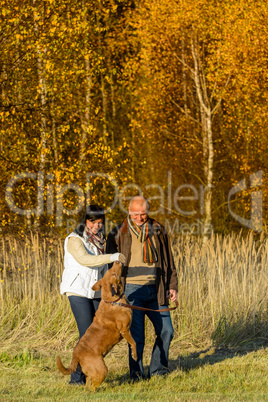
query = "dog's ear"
(92, 278, 102, 291)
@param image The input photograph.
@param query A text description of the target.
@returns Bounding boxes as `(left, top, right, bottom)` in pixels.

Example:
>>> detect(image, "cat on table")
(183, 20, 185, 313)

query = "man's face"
(129, 201, 148, 227)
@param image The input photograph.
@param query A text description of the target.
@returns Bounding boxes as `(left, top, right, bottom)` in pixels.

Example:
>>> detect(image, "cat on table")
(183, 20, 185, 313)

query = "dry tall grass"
(171, 233, 268, 348)
(0, 232, 267, 353)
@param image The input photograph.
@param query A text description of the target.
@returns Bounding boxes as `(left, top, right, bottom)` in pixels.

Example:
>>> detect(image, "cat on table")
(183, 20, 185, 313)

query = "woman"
(60, 205, 125, 384)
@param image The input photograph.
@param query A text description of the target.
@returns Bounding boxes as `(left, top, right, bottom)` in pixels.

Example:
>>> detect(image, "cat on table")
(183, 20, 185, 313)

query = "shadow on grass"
(103, 321, 268, 386)
(103, 344, 266, 388)
(170, 346, 246, 372)
(102, 346, 257, 388)
(168, 313, 268, 373)
(169, 341, 267, 373)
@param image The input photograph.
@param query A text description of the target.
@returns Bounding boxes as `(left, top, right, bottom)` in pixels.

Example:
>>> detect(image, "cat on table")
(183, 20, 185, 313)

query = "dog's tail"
(56, 355, 78, 376)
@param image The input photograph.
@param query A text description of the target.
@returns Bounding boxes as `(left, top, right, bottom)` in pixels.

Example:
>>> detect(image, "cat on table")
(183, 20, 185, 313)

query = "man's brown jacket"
(106, 218, 178, 306)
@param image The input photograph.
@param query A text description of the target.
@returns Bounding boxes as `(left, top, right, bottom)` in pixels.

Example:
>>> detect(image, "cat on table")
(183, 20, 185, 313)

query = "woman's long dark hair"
(75, 205, 105, 237)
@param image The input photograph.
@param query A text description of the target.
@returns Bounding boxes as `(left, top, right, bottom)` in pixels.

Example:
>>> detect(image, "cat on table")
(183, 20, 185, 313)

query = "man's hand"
(166, 289, 177, 302)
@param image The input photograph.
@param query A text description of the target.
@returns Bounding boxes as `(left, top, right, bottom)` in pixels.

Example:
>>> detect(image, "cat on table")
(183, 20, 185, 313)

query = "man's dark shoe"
(69, 380, 85, 386)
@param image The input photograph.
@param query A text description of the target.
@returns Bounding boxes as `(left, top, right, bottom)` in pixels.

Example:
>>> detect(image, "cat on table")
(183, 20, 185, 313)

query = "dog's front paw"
(132, 346, 138, 361)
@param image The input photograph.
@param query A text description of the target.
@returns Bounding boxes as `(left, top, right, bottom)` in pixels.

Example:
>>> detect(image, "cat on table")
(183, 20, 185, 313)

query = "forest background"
(1, 0, 267, 238)
(0, 2, 268, 399)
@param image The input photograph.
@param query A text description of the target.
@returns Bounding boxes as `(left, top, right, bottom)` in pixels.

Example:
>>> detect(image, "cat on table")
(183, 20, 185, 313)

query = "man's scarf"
(84, 228, 105, 255)
(127, 216, 158, 264)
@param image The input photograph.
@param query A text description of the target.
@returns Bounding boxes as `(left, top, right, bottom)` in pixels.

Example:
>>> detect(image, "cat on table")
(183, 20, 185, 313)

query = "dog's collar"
(103, 292, 124, 306)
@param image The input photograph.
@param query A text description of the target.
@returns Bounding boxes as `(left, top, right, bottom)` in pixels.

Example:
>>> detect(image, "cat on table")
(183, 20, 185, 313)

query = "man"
(106, 196, 178, 380)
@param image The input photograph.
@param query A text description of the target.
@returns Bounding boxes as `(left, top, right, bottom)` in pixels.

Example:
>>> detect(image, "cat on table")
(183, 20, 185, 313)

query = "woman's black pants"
(68, 296, 100, 384)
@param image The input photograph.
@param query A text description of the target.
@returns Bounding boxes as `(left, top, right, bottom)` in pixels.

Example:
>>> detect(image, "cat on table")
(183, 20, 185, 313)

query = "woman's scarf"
(84, 228, 105, 255)
(127, 216, 158, 264)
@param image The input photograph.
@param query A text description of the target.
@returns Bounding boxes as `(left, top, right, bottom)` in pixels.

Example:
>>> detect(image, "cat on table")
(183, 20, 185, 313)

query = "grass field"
(0, 343, 267, 401)
(0, 232, 267, 400)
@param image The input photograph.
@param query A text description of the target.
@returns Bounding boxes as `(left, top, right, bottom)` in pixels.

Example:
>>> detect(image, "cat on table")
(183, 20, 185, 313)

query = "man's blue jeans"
(124, 284, 174, 380)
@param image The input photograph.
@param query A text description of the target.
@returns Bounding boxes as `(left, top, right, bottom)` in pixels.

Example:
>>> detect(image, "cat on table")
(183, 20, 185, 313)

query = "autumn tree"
(125, 0, 267, 235)
(1, 0, 267, 236)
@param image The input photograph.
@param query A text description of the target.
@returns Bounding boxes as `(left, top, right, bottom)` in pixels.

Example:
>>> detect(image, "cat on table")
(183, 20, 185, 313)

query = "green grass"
(0, 343, 267, 401)
(0, 232, 268, 400)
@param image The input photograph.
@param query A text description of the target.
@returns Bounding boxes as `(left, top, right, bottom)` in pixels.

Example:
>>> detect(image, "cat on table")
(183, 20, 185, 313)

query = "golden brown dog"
(56, 261, 137, 391)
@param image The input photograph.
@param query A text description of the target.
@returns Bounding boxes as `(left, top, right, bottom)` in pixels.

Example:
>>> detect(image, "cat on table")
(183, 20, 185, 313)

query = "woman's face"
(86, 218, 103, 235)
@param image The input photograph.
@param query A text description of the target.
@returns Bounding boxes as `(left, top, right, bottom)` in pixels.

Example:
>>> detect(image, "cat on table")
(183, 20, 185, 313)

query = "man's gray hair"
(129, 196, 150, 212)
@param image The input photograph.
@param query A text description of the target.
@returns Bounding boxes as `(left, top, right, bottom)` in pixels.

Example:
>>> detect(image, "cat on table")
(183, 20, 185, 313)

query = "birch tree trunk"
(100, 72, 108, 143)
(80, 55, 92, 165)
(51, 95, 59, 166)
(109, 65, 116, 149)
(80, 1, 93, 165)
(191, 35, 215, 243)
(33, 1, 47, 223)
